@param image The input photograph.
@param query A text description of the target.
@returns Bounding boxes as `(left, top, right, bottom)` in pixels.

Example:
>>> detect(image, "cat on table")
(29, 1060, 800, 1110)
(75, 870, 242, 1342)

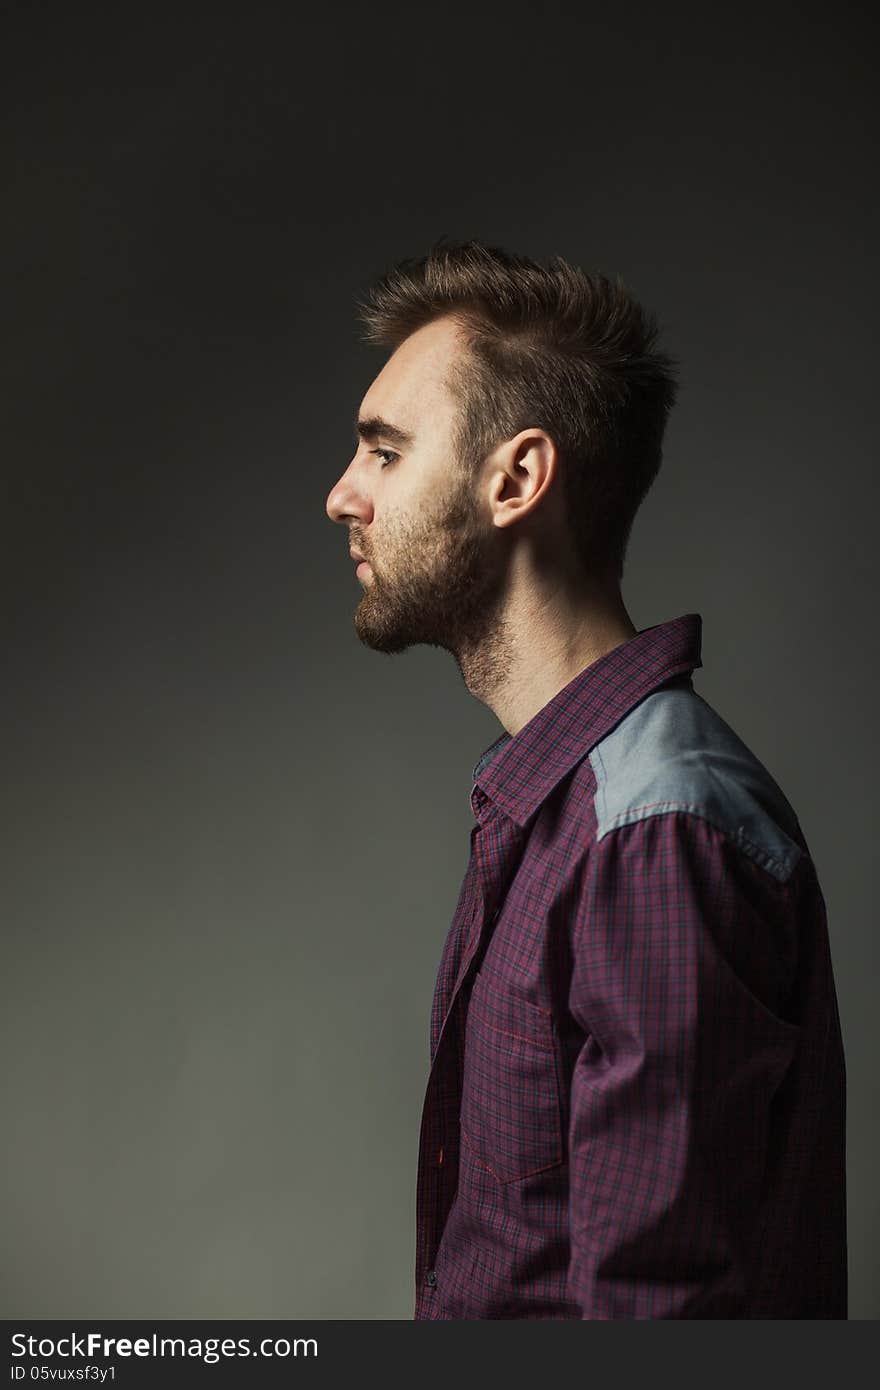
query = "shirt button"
(426, 1270, 438, 1288)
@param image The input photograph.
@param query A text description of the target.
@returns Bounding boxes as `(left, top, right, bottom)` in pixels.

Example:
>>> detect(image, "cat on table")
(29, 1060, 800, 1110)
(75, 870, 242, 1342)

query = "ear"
(486, 430, 558, 530)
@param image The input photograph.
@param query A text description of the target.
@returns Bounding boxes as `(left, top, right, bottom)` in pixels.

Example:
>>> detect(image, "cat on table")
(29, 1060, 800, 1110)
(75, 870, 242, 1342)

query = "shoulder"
(588, 681, 804, 883)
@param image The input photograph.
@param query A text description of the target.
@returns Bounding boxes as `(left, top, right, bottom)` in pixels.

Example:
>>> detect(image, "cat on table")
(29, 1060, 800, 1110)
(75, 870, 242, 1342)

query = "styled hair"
(355, 237, 680, 584)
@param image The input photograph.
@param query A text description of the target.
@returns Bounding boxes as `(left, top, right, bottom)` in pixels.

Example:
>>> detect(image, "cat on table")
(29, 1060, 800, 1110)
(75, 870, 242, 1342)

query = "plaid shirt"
(414, 613, 847, 1319)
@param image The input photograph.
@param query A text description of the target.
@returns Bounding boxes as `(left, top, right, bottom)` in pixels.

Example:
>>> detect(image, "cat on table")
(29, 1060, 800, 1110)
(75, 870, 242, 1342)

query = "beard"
(351, 467, 515, 694)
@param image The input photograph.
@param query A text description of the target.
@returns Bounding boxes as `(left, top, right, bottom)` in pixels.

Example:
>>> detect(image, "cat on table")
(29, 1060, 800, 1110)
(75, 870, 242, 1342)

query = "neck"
(453, 573, 638, 737)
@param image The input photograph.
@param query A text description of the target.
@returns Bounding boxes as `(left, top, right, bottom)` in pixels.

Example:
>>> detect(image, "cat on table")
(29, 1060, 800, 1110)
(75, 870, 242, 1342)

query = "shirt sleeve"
(566, 808, 803, 1319)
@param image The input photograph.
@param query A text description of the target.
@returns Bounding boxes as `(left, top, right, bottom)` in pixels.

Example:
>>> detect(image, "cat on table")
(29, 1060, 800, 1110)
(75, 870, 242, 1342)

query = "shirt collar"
(470, 612, 703, 827)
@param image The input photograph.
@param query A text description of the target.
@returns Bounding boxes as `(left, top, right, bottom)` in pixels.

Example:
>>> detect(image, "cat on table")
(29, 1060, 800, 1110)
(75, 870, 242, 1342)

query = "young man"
(325, 239, 847, 1319)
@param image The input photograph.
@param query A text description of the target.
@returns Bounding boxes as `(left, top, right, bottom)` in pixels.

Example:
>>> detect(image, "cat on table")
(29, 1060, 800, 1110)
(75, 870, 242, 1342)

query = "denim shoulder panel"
(589, 686, 803, 882)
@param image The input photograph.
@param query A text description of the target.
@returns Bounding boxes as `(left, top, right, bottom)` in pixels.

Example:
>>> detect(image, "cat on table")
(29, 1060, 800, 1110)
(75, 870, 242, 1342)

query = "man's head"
(326, 238, 678, 668)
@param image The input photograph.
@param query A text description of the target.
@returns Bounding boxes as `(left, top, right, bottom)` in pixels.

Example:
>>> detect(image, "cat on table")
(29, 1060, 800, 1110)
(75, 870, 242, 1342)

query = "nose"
(326, 461, 370, 527)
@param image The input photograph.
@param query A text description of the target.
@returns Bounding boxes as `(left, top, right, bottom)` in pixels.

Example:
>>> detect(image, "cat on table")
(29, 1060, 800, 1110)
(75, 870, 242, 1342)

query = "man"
(325, 239, 847, 1319)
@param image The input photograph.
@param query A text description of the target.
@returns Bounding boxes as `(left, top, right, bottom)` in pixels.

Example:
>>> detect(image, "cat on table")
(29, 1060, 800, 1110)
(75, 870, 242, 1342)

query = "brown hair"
(355, 237, 680, 585)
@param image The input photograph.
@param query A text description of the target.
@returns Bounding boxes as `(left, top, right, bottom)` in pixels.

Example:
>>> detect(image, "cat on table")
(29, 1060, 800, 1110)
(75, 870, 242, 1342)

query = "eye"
(371, 448, 398, 469)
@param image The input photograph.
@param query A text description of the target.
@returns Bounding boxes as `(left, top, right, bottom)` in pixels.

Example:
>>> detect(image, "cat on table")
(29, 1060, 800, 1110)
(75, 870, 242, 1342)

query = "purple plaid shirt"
(414, 613, 847, 1319)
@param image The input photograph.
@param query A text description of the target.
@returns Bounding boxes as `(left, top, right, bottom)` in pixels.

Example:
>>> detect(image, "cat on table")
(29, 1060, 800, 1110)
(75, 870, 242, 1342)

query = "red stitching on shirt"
(605, 802, 792, 876)
(459, 1122, 563, 1183)
(469, 1003, 553, 1050)
(460, 1123, 502, 1178)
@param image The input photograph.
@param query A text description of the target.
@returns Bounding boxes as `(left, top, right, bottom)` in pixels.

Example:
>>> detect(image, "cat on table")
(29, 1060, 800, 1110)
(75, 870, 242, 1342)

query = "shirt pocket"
(459, 968, 564, 1185)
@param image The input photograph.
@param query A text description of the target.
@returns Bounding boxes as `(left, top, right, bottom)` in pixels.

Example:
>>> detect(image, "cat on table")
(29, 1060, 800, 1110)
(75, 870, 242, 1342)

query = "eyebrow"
(354, 414, 416, 449)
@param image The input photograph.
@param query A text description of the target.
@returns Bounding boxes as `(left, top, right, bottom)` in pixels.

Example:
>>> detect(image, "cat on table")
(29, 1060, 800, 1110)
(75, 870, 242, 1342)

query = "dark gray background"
(3, 2, 876, 1318)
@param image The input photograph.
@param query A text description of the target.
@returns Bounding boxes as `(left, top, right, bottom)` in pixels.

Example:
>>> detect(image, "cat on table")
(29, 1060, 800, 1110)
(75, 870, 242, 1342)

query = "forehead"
(359, 315, 466, 428)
